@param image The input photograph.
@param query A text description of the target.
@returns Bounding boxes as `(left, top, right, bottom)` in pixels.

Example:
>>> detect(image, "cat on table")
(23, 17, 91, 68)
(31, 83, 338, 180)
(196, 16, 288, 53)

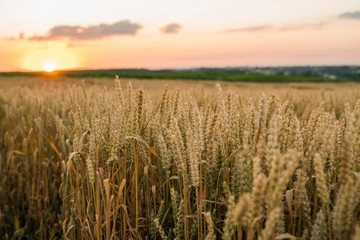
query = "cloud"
(2, 32, 25, 41)
(279, 22, 327, 31)
(27, 20, 142, 41)
(67, 42, 84, 48)
(160, 23, 182, 34)
(339, 11, 360, 19)
(2, 37, 16, 41)
(296, 53, 328, 58)
(225, 22, 327, 33)
(225, 25, 273, 33)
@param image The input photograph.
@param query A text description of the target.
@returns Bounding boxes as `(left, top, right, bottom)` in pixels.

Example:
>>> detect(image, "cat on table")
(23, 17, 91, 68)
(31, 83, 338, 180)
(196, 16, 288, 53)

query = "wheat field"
(0, 77, 360, 239)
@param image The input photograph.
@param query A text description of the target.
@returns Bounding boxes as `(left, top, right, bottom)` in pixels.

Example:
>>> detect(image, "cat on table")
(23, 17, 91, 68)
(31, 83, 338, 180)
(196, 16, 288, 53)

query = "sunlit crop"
(0, 78, 360, 239)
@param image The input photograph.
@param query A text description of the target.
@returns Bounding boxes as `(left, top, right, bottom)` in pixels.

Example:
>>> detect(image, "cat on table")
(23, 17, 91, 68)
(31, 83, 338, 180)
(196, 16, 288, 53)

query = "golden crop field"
(1, 77, 360, 239)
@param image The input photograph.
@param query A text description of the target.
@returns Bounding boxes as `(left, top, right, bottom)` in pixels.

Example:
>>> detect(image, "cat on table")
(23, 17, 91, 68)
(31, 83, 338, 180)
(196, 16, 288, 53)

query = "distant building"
(323, 73, 337, 80)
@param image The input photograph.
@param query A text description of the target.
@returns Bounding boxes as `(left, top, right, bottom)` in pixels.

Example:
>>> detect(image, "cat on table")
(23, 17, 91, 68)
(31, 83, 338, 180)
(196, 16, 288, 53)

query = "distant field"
(1, 67, 357, 83)
(1, 76, 360, 90)
(1, 76, 359, 112)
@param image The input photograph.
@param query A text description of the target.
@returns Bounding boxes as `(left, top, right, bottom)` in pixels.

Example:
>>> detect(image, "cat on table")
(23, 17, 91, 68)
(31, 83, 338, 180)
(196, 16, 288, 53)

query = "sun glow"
(42, 60, 57, 72)
(22, 46, 78, 71)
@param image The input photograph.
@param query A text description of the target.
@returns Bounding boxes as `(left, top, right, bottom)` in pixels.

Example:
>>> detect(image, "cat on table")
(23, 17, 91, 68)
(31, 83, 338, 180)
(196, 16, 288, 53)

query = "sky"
(0, 0, 359, 71)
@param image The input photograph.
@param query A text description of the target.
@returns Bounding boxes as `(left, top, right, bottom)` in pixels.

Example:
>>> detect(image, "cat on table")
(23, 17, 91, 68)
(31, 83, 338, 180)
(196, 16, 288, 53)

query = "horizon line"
(2, 64, 360, 73)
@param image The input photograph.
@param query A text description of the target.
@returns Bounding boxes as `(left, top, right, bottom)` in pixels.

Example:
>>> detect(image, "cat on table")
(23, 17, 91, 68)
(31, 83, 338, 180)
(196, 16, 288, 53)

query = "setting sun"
(22, 46, 78, 71)
(42, 60, 57, 72)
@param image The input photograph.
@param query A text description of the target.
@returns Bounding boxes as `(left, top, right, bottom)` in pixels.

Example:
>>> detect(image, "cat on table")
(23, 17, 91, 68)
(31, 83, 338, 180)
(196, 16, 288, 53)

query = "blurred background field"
(1, 76, 359, 109)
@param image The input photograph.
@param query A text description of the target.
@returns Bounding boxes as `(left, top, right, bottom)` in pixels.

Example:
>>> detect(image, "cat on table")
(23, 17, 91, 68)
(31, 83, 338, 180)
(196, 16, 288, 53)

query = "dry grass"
(0, 77, 360, 239)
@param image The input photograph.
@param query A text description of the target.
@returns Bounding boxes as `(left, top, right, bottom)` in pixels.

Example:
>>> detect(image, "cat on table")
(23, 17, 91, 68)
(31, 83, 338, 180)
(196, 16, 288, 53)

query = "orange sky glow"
(0, 0, 359, 71)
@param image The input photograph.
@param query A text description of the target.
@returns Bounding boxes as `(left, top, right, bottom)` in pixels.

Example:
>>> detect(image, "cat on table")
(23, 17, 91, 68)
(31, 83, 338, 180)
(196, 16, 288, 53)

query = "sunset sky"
(0, 0, 359, 71)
